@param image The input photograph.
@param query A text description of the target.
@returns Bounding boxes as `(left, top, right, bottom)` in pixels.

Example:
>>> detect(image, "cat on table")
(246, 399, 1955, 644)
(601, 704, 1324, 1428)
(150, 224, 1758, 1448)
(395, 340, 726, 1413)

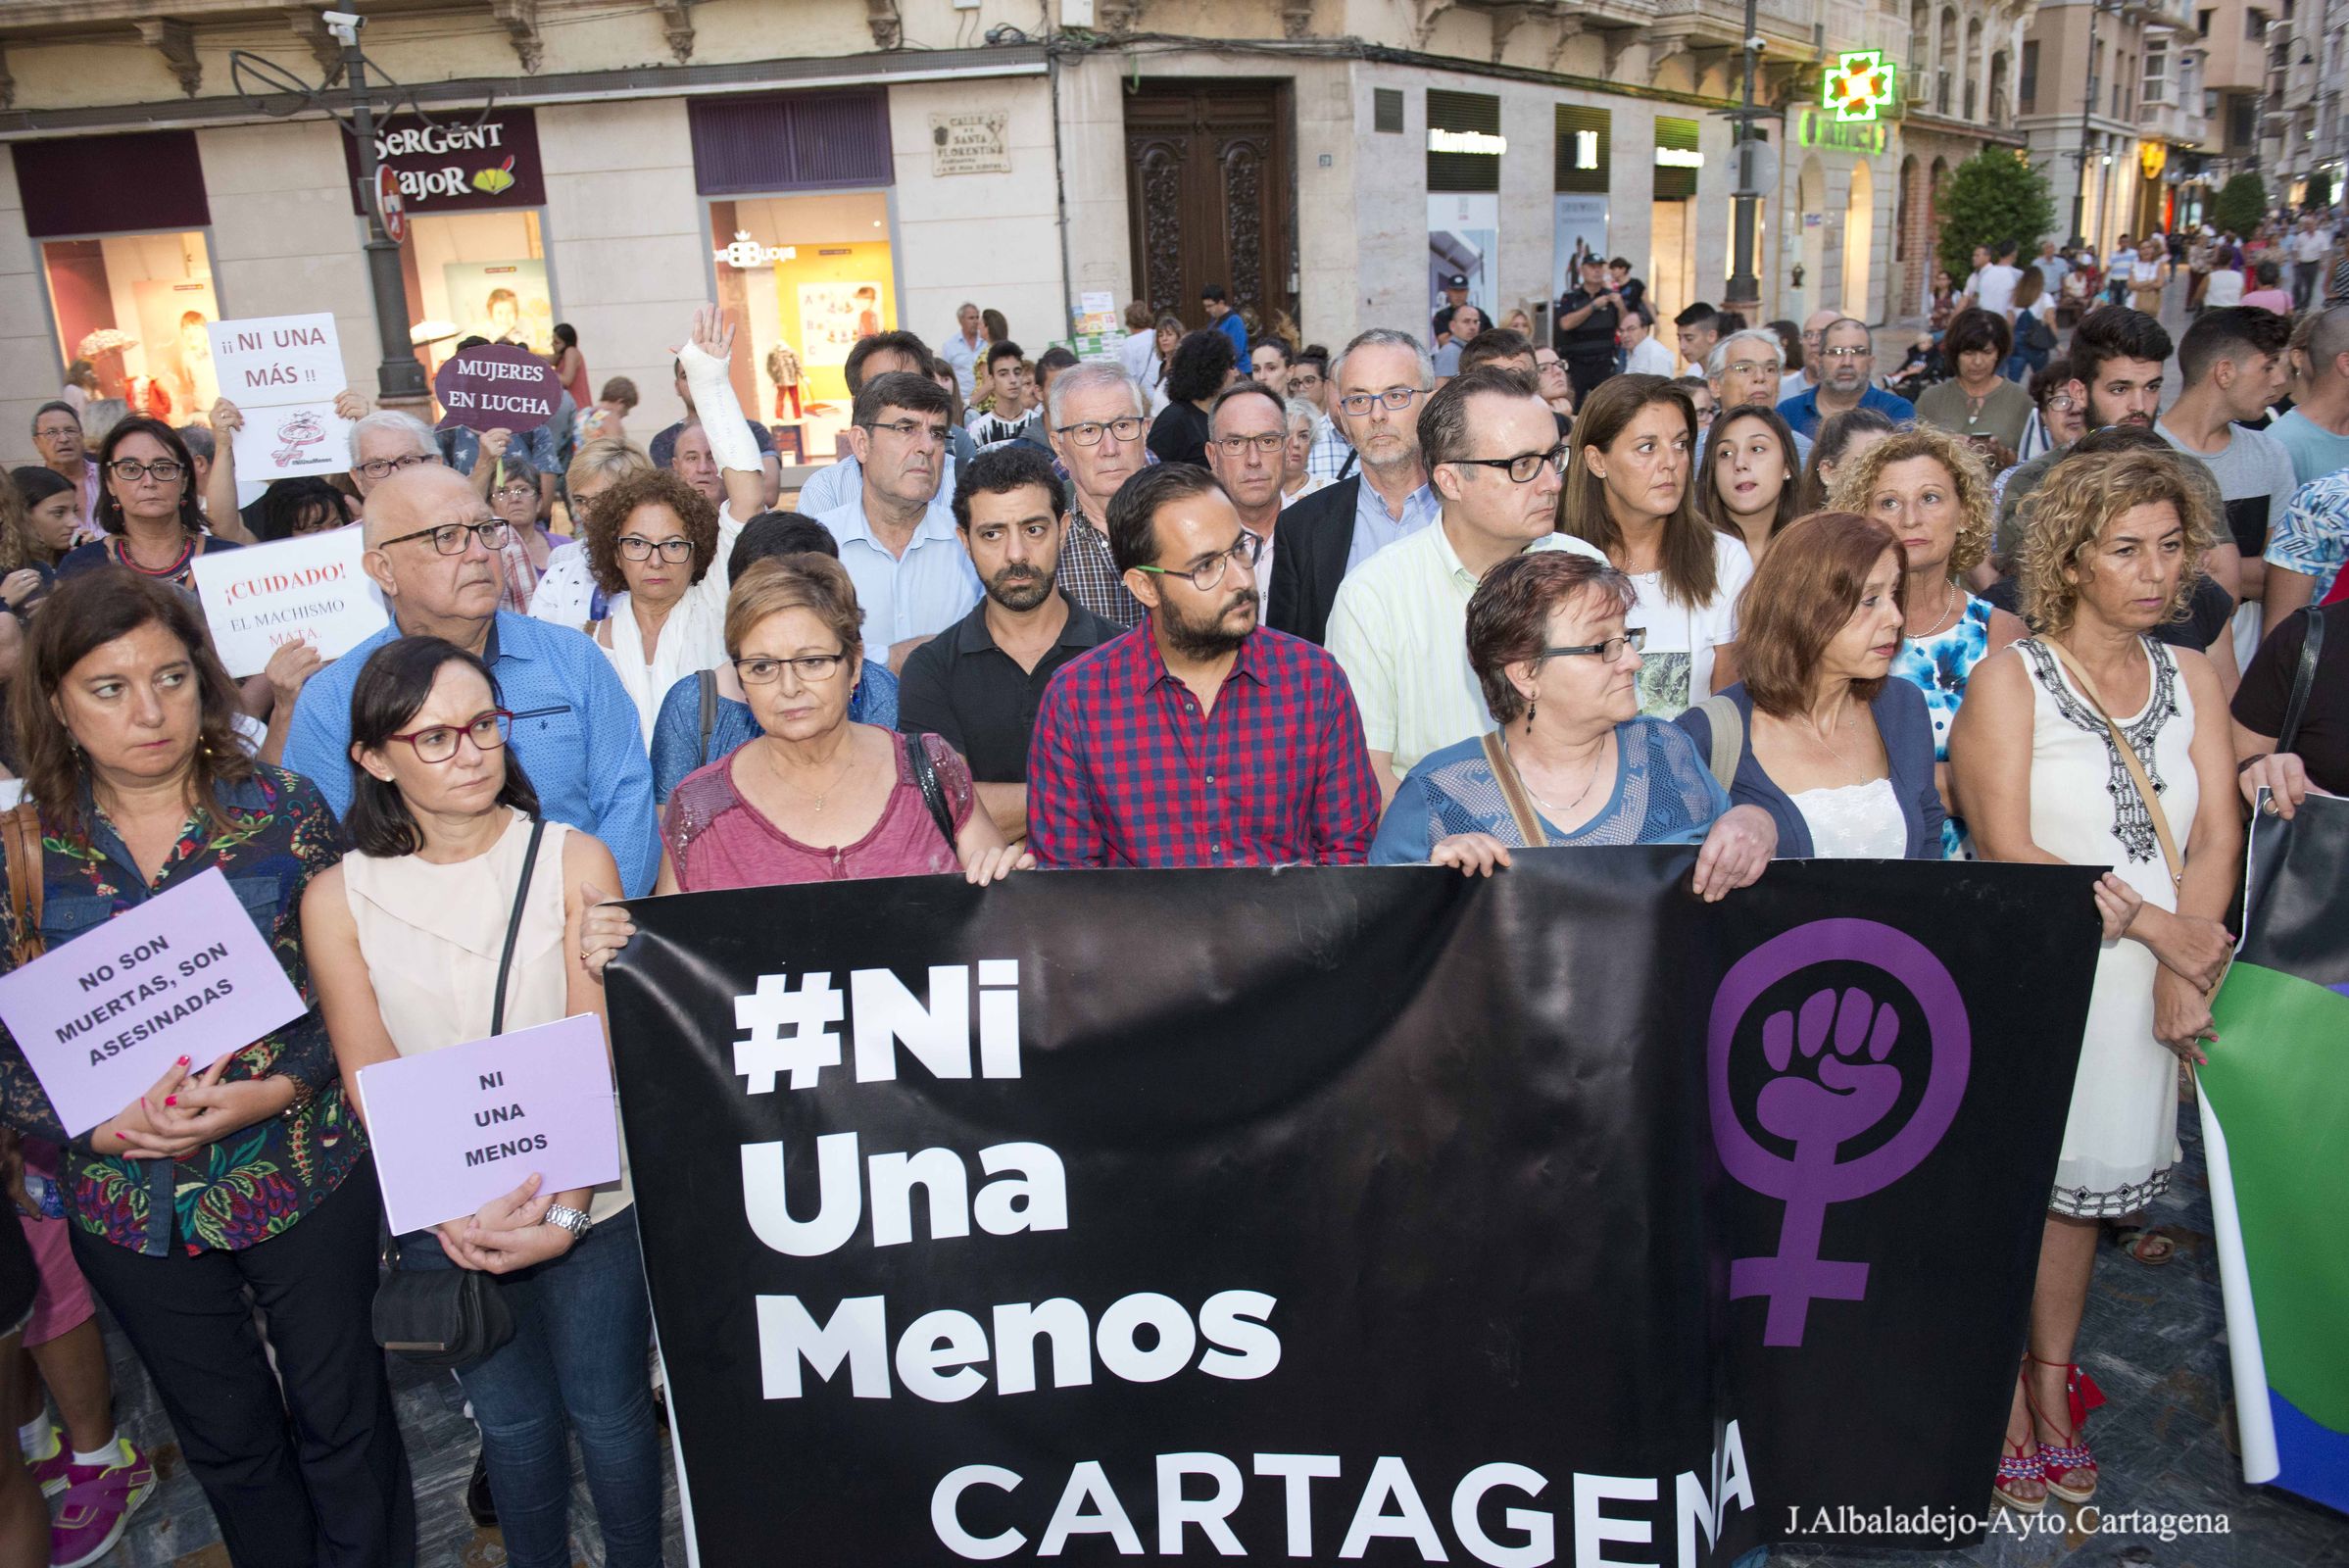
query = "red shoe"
(2026, 1355, 2101, 1503)
(1993, 1365, 2047, 1513)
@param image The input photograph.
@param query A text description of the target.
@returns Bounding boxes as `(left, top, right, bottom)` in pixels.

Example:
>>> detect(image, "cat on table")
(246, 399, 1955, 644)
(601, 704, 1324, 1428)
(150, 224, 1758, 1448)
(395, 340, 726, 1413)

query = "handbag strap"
(1696, 694, 1745, 792)
(696, 667, 718, 768)
(1479, 731, 1550, 847)
(2, 803, 44, 965)
(2042, 639, 2185, 889)
(2275, 605, 2325, 757)
(490, 816, 549, 1037)
(901, 733, 958, 853)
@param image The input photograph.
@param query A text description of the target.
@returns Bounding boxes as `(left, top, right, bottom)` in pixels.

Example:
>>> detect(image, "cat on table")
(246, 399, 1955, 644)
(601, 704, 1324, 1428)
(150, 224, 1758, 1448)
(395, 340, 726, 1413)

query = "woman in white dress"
(1951, 446, 2239, 1515)
(1561, 373, 1753, 718)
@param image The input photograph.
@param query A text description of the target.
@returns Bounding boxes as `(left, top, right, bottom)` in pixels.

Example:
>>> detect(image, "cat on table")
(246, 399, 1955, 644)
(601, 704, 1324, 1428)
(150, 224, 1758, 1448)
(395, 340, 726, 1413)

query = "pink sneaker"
(48, 1442, 154, 1568)
(24, 1443, 71, 1500)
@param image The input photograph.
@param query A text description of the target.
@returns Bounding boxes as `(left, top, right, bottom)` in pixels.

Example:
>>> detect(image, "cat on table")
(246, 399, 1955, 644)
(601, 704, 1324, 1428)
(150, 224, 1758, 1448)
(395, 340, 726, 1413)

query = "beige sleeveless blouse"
(342, 812, 631, 1221)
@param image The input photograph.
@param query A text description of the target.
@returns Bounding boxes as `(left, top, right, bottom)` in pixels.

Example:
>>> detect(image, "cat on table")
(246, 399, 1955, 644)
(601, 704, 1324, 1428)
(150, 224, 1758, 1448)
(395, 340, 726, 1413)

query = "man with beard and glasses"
(899, 444, 1120, 846)
(1025, 464, 1378, 867)
(1777, 318, 1913, 438)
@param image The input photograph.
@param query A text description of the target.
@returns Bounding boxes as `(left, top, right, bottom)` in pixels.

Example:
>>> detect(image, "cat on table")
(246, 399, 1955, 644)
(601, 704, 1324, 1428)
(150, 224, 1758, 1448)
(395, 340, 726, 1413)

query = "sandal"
(2024, 1355, 2104, 1504)
(2110, 1224, 2177, 1266)
(1992, 1365, 2047, 1513)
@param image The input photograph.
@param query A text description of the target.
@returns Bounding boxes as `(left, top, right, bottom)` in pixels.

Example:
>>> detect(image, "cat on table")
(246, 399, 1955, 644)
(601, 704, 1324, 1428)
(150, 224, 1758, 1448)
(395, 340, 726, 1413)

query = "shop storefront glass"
(14, 129, 220, 421)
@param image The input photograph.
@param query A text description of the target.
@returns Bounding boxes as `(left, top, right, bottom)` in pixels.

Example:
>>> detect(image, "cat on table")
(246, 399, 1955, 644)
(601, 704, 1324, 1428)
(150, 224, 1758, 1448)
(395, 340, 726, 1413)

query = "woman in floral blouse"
(0, 568, 413, 1566)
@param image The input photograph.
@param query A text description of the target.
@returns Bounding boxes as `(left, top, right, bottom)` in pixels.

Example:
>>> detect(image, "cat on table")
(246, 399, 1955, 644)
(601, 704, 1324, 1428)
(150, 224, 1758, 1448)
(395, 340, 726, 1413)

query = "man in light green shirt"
(1328, 367, 1607, 801)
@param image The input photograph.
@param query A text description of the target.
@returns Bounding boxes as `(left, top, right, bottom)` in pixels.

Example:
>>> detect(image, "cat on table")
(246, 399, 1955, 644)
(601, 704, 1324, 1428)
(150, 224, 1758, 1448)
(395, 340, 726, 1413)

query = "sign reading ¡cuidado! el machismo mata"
(606, 852, 2102, 1564)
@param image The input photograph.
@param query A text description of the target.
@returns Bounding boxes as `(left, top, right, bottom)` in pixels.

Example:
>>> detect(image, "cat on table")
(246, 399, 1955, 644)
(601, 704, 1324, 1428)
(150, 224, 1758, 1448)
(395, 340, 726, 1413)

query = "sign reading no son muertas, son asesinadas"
(0, 868, 307, 1138)
(189, 526, 389, 679)
(432, 343, 563, 435)
(205, 313, 354, 482)
(356, 1012, 622, 1236)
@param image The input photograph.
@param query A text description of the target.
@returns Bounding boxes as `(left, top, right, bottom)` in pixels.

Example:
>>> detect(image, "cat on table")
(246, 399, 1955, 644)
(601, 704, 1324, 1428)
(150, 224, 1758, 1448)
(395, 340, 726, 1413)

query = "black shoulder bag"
(901, 733, 959, 851)
(370, 816, 546, 1368)
(2275, 605, 2325, 759)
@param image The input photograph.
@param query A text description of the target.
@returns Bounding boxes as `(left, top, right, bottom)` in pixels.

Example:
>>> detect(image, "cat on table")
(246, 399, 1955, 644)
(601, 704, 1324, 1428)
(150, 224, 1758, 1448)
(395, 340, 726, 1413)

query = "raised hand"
(1754, 985, 1905, 1148)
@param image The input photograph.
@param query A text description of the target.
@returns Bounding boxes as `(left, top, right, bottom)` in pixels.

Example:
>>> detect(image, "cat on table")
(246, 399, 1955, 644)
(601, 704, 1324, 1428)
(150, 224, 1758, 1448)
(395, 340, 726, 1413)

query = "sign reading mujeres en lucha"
(340, 108, 546, 217)
(605, 853, 2099, 1564)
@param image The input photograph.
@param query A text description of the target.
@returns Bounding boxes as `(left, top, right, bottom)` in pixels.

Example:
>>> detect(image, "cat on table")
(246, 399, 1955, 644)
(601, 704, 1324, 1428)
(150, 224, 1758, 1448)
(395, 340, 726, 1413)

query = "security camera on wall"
(320, 10, 364, 42)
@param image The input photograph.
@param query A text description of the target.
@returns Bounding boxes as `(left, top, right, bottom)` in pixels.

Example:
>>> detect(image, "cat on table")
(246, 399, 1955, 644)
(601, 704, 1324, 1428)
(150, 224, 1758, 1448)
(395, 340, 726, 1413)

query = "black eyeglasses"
(354, 452, 445, 482)
(1136, 530, 1262, 592)
(1540, 630, 1645, 664)
(377, 519, 512, 555)
(1450, 446, 1569, 484)
(106, 459, 185, 483)
(617, 535, 695, 563)
(1052, 416, 1146, 447)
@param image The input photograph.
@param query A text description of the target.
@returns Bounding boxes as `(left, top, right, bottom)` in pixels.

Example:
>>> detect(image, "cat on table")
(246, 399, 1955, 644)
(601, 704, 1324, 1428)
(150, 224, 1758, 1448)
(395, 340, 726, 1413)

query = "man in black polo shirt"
(900, 442, 1119, 843)
(1552, 255, 1626, 403)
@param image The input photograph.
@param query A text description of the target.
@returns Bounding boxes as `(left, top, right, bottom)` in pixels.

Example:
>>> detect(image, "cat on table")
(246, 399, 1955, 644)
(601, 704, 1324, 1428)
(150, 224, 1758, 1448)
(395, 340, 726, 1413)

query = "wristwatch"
(544, 1203, 593, 1241)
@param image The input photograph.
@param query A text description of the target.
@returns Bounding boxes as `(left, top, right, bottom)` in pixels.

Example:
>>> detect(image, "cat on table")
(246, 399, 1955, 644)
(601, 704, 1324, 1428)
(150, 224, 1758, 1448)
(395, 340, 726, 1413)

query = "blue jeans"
(396, 1210, 662, 1568)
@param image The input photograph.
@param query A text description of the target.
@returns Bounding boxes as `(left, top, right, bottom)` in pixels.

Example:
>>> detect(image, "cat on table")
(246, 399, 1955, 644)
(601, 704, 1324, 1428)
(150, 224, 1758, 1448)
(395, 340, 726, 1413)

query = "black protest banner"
(605, 852, 2099, 1564)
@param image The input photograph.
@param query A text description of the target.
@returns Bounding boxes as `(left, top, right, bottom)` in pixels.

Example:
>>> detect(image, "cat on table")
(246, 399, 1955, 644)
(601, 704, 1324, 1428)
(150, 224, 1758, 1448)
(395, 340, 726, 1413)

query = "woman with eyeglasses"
(0, 568, 414, 1563)
(1370, 551, 1775, 893)
(487, 449, 555, 602)
(1672, 511, 1948, 860)
(302, 635, 659, 1568)
(1559, 374, 1754, 718)
(53, 417, 237, 592)
(577, 467, 736, 746)
(581, 558, 1024, 951)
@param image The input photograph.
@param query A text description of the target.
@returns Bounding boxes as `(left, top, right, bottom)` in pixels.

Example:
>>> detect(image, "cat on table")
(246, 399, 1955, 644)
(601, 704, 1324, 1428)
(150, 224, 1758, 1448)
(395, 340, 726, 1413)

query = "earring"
(1525, 698, 1537, 731)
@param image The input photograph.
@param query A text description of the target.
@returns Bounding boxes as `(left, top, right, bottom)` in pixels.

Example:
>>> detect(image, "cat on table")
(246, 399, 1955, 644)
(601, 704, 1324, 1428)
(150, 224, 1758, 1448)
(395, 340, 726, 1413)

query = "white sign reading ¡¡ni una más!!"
(205, 313, 353, 481)
(190, 526, 389, 678)
(930, 111, 1010, 175)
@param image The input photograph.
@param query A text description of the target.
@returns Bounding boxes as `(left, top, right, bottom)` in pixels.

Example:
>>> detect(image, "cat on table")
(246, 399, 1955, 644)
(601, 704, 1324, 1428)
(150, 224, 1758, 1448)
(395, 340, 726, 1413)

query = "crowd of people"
(0, 226, 2338, 1568)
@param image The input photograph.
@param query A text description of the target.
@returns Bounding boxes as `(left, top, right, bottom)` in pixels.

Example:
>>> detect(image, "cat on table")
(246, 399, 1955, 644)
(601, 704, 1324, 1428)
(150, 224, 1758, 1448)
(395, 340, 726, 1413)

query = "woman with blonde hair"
(1559, 373, 1752, 716)
(1829, 423, 2026, 853)
(1950, 446, 2240, 1515)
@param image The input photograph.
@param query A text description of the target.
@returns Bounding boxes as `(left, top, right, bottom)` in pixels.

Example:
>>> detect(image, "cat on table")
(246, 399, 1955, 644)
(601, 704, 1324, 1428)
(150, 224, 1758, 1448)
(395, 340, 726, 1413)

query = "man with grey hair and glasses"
(1704, 329, 1814, 460)
(344, 407, 541, 612)
(1043, 361, 1150, 627)
(1267, 327, 1440, 644)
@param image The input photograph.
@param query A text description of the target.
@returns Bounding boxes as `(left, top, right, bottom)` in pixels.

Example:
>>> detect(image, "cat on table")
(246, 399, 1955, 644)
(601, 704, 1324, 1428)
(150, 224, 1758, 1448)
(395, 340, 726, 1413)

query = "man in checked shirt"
(1024, 464, 1379, 868)
(1041, 362, 1150, 629)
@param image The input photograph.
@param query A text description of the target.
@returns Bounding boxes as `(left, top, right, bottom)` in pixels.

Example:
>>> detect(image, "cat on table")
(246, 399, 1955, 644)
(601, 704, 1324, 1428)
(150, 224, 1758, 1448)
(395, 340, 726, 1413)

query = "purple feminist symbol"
(1707, 918, 1970, 1347)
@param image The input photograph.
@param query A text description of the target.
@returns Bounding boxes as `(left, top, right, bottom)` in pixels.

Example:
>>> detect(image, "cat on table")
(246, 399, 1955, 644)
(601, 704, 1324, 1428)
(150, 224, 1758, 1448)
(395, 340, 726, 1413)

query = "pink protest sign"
(0, 867, 307, 1138)
(431, 342, 563, 434)
(355, 1012, 620, 1235)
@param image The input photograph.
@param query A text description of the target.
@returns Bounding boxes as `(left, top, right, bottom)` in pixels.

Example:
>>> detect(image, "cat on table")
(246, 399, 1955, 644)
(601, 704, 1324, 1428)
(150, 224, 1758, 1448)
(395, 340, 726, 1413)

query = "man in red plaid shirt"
(1025, 464, 1380, 867)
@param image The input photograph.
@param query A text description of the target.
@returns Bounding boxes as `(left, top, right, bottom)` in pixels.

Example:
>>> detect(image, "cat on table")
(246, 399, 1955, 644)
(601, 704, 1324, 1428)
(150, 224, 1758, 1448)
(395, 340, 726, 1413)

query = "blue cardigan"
(1672, 680, 1947, 859)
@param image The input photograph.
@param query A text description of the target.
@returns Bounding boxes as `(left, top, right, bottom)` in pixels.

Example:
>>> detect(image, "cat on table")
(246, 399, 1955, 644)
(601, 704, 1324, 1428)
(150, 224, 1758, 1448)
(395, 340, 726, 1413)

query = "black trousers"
(1566, 355, 1618, 403)
(72, 1156, 415, 1568)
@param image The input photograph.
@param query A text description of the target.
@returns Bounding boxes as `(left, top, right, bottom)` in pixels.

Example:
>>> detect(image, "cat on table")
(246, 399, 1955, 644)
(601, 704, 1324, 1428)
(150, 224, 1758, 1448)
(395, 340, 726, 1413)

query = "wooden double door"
(1124, 81, 1295, 326)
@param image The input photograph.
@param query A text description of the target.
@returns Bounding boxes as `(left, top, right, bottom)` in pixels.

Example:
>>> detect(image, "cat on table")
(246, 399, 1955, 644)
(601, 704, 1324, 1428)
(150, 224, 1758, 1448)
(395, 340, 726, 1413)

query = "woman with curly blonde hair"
(1948, 445, 2239, 1518)
(1830, 424, 2026, 855)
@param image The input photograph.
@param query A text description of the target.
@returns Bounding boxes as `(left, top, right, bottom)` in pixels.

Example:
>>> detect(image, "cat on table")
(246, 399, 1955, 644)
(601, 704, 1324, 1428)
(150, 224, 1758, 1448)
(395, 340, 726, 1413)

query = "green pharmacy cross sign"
(1823, 51, 1898, 122)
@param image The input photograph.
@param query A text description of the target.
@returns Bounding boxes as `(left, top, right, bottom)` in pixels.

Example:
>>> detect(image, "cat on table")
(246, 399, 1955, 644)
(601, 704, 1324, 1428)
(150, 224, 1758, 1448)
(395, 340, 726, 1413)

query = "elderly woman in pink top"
(581, 557, 1024, 965)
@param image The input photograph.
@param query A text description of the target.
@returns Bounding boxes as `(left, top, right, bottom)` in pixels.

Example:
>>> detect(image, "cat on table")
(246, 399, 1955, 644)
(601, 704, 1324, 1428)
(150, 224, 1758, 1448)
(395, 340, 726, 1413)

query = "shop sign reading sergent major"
(341, 108, 547, 216)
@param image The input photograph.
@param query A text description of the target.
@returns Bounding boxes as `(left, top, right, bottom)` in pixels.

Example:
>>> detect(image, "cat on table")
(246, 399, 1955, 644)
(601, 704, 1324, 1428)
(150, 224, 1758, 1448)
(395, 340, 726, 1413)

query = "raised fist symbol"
(1754, 986, 1903, 1147)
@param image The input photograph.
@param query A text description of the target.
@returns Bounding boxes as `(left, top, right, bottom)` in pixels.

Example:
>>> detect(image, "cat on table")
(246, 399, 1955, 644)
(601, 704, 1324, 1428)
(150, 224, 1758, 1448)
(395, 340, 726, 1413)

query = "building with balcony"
(0, 0, 2009, 454)
(2018, 0, 2201, 249)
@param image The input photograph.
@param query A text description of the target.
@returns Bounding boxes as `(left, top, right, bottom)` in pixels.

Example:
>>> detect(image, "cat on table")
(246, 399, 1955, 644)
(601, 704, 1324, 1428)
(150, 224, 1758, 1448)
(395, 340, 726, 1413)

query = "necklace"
(763, 735, 858, 813)
(115, 532, 195, 581)
(1909, 577, 1960, 639)
(1512, 733, 1611, 821)
(1799, 704, 1869, 783)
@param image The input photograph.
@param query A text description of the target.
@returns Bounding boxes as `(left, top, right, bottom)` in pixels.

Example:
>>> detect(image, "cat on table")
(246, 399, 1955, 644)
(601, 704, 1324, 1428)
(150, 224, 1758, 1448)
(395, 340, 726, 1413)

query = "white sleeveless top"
(342, 812, 632, 1221)
(2019, 636, 2197, 1215)
(1790, 776, 1906, 858)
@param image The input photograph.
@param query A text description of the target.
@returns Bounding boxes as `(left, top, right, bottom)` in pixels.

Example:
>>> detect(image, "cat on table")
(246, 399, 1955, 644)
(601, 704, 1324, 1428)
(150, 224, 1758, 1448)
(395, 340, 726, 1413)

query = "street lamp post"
(1725, 0, 1764, 315)
(2072, 0, 2104, 247)
(327, 15, 429, 405)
